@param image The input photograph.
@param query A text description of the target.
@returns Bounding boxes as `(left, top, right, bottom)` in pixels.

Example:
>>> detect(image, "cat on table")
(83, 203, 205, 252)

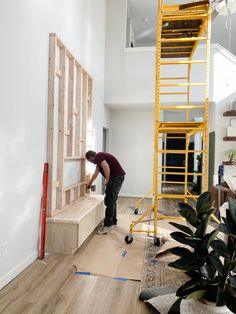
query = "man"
(86, 150, 126, 235)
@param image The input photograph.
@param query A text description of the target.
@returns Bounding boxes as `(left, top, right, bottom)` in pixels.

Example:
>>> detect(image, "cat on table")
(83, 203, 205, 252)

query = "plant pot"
(180, 298, 233, 313)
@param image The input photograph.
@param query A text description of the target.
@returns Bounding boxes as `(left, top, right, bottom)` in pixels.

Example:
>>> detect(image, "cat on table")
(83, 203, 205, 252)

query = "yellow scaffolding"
(125, 0, 219, 245)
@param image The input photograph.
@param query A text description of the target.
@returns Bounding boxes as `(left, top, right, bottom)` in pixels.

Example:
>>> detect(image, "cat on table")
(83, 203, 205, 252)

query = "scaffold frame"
(125, 0, 220, 246)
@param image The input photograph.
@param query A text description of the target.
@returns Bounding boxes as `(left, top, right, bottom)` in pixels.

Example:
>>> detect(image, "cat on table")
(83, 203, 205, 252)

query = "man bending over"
(86, 150, 126, 235)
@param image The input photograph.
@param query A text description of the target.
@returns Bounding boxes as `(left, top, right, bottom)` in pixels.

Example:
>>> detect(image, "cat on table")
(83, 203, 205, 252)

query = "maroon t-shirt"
(95, 152, 126, 178)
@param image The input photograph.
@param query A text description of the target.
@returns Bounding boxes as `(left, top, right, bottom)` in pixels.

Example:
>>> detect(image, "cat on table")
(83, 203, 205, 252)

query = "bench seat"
(46, 195, 104, 254)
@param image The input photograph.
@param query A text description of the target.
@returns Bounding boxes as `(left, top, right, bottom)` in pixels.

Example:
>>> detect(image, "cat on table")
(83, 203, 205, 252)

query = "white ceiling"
(127, 0, 236, 51)
(127, 0, 157, 46)
(127, 0, 197, 46)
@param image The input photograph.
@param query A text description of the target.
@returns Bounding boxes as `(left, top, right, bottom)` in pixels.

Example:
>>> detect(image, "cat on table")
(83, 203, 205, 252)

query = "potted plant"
(225, 149, 236, 164)
(168, 191, 236, 313)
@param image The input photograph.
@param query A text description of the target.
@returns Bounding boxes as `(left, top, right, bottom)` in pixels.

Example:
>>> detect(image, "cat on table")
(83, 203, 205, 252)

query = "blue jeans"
(104, 176, 125, 227)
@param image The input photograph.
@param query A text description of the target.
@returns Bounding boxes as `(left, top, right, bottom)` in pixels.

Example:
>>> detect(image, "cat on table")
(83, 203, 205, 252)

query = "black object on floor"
(139, 285, 177, 301)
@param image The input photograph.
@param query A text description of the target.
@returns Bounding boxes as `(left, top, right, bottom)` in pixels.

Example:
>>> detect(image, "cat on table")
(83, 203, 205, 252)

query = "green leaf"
(168, 298, 182, 312)
(181, 278, 200, 291)
(226, 292, 236, 313)
(230, 260, 236, 272)
(226, 208, 236, 232)
(196, 229, 218, 254)
(176, 252, 200, 266)
(200, 264, 216, 281)
(169, 222, 193, 236)
(168, 252, 201, 271)
(204, 229, 219, 249)
(178, 203, 198, 227)
(169, 247, 192, 257)
(195, 219, 205, 237)
(176, 279, 200, 297)
(195, 210, 214, 237)
(170, 232, 199, 248)
(168, 261, 196, 271)
(229, 275, 236, 288)
(210, 239, 230, 258)
(196, 191, 213, 213)
(208, 255, 223, 276)
(216, 288, 227, 306)
(228, 197, 236, 225)
(185, 237, 201, 241)
(219, 223, 236, 237)
(226, 285, 236, 298)
(185, 270, 202, 280)
(186, 290, 207, 300)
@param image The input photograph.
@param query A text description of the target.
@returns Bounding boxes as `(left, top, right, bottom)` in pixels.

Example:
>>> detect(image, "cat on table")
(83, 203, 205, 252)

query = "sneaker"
(110, 224, 117, 230)
(97, 226, 112, 235)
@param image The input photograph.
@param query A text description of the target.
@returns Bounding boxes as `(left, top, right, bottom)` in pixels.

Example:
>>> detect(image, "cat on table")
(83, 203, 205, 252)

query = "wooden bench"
(46, 195, 104, 254)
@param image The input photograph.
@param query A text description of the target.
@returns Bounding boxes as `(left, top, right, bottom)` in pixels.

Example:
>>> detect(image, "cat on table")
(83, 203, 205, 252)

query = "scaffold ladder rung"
(162, 14, 208, 21)
(160, 60, 206, 65)
(160, 92, 188, 95)
(160, 105, 206, 109)
(161, 37, 207, 43)
(160, 83, 206, 87)
(160, 77, 188, 80)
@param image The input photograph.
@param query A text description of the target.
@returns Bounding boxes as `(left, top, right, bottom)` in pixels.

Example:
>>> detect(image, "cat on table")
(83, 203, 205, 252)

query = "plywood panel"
(46, 196, 104, 254)
(78, 202, 104, 247)
(46, 222, 78, 254)
(63, 160, 81, 187)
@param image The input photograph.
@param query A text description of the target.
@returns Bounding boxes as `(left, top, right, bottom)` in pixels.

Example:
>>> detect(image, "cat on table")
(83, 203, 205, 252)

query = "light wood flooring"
(0, 197, 157, 314)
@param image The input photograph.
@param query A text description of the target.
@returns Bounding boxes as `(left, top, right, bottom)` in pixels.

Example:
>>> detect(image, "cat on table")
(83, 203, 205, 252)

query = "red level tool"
(39, 163, 48, 260)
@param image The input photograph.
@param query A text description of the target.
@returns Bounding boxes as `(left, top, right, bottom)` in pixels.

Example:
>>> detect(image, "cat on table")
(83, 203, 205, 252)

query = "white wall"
(0, 0, 106, 289)
(211, 47, 236, 174)
(110, 108, 154, 196)
(106, 43, 227, 105)
(212, 14, 236, 56)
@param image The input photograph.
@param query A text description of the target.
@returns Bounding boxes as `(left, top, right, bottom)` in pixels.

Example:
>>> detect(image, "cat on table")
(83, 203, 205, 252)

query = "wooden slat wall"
(56, 47, 66, 210)
(47, 34, 93, 217)
(67, 57, 74, 157)
(75, 65, 82, 157)
(47, 34, 57, 213)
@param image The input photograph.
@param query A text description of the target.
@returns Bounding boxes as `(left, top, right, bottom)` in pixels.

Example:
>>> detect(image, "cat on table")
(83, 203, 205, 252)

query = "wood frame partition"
(47, 33, 93, 217)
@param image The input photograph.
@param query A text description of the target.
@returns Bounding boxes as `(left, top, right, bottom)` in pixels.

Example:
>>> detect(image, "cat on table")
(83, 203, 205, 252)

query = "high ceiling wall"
(127, 0, 236, 55)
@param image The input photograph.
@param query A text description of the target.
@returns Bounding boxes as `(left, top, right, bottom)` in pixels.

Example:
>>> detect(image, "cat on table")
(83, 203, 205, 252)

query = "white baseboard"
(0, 251, 38, 290)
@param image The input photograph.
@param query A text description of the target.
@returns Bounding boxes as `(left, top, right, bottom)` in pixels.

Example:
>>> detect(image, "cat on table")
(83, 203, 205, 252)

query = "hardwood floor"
(0, 252, 156, 314)
(0, 198, 157, 314)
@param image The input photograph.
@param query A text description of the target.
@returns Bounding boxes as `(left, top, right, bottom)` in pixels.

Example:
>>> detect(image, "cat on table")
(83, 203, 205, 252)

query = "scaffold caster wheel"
(134, 208, 139, 215)
(125, 235, 133, 244)
(154, 237, 160, 246)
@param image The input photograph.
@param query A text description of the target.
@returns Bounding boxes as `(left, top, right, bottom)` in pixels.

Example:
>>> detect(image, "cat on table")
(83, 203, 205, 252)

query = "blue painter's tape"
(112, 277, 128, 281)
(121, 250, 127, 257)
(74, 271, 91, 276)
(150, 259, 160, 263)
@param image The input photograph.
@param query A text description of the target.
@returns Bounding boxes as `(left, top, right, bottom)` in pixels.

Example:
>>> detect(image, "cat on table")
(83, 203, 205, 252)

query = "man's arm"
(101, 160, 110, 185)
(87, 167, 99, 188)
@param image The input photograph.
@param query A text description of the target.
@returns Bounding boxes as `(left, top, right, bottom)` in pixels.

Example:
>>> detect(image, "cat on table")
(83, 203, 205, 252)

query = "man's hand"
(86, 168, 99, 190)
(104, 179, 109, 185)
